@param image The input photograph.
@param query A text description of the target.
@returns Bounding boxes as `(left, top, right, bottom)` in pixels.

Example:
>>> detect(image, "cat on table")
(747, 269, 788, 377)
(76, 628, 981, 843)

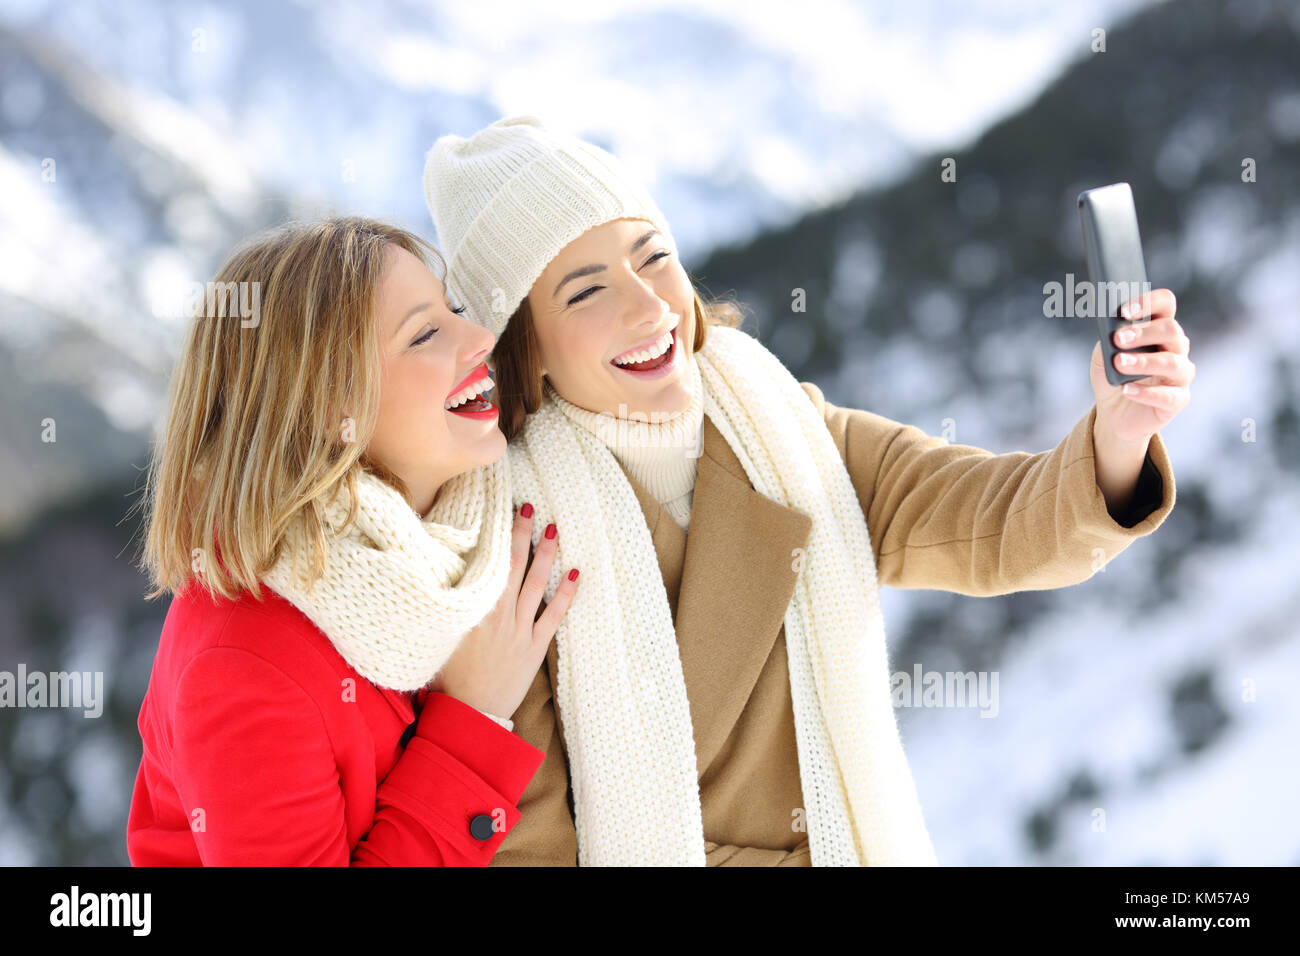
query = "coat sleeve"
(170, 646, 546, 865)
(799, 381, 1176, 596)
(488, 652, 580, 865)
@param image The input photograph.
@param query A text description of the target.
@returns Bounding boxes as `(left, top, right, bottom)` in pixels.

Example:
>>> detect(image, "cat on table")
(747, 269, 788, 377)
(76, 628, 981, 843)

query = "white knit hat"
(423, 114, 677, 339)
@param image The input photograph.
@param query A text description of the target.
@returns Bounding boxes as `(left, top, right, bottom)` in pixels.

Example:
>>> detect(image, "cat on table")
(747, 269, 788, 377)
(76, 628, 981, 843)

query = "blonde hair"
(134, 216, 445, 603)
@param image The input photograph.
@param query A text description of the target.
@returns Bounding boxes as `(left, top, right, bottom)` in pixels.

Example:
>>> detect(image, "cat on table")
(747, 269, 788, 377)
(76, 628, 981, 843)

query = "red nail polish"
(520, 502, 533, 519)
(544, 523, 557, 540)
(568, 568, 579, 581)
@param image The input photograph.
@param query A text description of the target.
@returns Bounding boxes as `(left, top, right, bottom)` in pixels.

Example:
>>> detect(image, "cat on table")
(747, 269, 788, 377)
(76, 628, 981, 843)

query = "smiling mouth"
(445, 363, 497, 417)
(611, 326, 676, 372)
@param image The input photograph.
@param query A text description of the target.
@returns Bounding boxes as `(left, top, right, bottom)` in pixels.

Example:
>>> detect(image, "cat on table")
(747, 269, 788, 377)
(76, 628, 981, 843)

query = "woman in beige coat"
(422, 115, 1192, 866)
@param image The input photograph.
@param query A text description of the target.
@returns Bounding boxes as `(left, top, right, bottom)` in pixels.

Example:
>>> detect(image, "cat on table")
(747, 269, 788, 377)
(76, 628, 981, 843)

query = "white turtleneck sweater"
(544, 362, 706, 532)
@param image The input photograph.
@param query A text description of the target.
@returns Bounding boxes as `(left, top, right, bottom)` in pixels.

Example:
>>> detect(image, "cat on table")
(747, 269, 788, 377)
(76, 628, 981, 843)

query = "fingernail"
(520, 502, 533, 519)
(568, 568, 579, 581)
(1123, 383, 1140, 395)
(1116, 329, 1136, 346)
(1120, 302, 1137, 318)
(544, 523, 557, 540)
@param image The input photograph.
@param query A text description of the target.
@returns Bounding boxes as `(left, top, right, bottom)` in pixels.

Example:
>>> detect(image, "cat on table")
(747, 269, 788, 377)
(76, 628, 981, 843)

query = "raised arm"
(800, 381, 1175, 596)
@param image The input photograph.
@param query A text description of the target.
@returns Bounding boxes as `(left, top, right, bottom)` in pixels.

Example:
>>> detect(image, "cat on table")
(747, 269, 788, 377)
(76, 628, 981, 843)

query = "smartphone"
(1076, 182, 1161, 386)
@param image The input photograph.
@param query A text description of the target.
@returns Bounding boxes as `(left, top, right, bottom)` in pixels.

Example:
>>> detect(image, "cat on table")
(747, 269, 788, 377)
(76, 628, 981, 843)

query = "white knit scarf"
(507, 325, 939, 866)
(261, 458, 514, 693)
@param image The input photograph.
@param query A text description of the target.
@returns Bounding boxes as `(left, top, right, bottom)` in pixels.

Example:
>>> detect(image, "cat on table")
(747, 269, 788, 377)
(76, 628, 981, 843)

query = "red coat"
(126, 579, 546, 865)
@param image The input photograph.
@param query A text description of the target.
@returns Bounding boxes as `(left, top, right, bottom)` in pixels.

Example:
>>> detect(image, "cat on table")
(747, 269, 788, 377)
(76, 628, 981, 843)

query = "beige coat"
(492, 381, 1176, 865)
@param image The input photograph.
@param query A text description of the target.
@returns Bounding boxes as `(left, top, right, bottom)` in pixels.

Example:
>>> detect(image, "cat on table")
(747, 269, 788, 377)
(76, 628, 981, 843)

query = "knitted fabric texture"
(261, 458, 514, 694)
(423, 114, 677, 339)
(545, 361, 705, 532)
(506, 325, 940, 866)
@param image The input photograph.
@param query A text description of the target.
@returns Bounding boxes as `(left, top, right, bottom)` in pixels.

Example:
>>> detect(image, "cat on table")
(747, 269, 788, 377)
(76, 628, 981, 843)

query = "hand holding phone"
(1076, 182, 1161, 387)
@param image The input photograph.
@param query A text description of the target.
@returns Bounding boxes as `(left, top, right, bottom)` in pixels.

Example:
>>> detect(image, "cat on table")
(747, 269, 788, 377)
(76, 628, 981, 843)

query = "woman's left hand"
(1089, 288, 1194, 445)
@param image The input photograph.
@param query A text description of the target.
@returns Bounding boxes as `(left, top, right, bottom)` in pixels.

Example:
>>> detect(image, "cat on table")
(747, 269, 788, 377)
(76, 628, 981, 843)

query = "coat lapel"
(378, 685, 415, 726)
(673, 414, 812, 772)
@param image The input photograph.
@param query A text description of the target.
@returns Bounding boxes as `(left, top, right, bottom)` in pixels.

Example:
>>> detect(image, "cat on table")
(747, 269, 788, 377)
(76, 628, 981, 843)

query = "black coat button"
(469, 813, 496, 840)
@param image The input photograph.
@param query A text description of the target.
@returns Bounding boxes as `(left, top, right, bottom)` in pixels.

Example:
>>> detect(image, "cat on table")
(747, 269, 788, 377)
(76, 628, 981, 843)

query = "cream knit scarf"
(507, 324, 939, 866)
(261, 458, 514, 693)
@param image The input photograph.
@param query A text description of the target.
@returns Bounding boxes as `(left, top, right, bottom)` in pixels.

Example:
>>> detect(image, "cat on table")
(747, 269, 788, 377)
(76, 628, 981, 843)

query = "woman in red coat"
(126, 216, 579, 865)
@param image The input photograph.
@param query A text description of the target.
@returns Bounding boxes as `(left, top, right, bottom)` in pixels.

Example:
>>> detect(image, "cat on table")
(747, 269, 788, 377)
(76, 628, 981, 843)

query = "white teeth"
(445, 376, 494, 410)
(614, 330, 673, 366)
